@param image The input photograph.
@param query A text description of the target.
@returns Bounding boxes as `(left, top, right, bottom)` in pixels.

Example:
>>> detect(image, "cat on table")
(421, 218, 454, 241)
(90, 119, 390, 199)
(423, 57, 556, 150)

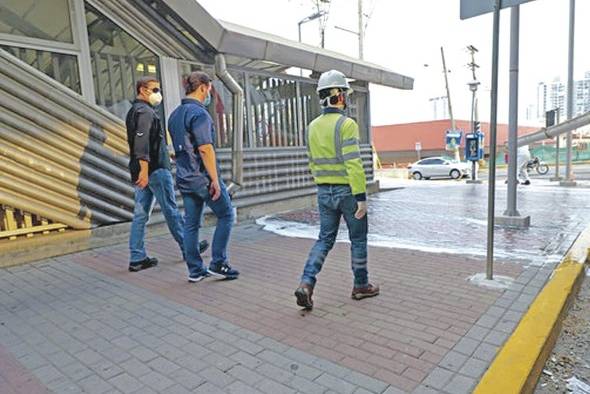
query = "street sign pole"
(486, 0, 502, 280)
(496, 5, 530, 228)
(505, 5, 520, 218)
(562, 0, 576, 186)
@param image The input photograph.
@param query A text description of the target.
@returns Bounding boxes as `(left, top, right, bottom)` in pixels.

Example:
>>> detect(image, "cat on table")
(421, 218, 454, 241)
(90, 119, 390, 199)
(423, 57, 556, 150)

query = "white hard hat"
(316, 70, 352, 93)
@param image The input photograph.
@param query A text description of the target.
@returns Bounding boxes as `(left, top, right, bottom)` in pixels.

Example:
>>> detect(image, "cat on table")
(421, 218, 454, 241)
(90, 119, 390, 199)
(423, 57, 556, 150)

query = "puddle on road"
(258, 181, 590, 267)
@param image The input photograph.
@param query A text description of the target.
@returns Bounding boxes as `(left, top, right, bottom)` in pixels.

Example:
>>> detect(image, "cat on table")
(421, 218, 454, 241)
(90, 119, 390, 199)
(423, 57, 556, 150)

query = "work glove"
(355, 201, 367, 219)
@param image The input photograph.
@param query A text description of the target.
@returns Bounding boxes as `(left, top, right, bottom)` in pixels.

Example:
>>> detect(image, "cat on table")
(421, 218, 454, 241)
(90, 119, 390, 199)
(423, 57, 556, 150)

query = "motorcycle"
(526, 156, 549, 175)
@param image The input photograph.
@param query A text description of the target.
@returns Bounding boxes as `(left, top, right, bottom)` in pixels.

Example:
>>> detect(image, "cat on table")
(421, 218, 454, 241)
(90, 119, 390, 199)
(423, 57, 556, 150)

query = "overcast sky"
(198, 0, 589, 127)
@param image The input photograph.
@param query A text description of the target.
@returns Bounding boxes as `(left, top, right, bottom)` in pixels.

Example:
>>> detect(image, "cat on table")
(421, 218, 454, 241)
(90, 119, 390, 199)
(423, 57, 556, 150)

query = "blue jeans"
(301, 185, 368, 288)
(182, 181, 234, 276)
(129, 169, 185, 263)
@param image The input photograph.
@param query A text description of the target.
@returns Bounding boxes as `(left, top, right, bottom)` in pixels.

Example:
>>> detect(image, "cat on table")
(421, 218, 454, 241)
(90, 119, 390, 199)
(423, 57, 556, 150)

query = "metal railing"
(0, 205, 67, 241)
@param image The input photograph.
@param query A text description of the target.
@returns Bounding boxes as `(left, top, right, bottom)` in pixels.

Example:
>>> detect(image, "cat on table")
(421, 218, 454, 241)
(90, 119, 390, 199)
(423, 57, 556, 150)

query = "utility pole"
(441, 46, 460, 161)
(358, 0, 364, 60)
(335, 0, 365, 60)
(310, 0, 330, 48)
(441, 47, 456, 131)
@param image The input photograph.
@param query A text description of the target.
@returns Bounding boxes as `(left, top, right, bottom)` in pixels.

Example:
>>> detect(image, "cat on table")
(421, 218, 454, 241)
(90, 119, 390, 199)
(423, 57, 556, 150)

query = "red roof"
(372, 119, 539, 152)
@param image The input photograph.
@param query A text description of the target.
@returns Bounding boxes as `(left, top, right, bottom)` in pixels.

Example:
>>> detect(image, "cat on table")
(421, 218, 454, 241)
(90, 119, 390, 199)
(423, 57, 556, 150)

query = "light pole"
(298, 11, 326, 76)
(298, 11, 327, 46)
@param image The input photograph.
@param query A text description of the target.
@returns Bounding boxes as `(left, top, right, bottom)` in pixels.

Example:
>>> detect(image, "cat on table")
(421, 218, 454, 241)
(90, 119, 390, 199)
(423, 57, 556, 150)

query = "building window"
(85, 3, 160, 120)
(0, 1, 74, 43)
(0, 45, 81, 94)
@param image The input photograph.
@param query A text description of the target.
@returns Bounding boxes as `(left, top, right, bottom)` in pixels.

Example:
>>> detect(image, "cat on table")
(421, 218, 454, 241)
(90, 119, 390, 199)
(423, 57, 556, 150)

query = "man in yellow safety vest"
(294, 70, 379, 310)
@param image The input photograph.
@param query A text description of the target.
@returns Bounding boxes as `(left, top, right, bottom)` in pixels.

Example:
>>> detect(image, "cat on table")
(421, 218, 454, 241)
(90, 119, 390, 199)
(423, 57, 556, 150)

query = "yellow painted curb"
(473, 228, 590, 394)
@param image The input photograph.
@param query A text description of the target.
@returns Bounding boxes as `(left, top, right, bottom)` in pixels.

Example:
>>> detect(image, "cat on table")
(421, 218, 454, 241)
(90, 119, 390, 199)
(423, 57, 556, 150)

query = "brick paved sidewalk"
(0, 223, 554, 393)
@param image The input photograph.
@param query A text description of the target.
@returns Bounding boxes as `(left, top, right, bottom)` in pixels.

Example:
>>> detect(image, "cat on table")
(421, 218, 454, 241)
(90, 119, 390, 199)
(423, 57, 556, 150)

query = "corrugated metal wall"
(0, 50, 134, 229)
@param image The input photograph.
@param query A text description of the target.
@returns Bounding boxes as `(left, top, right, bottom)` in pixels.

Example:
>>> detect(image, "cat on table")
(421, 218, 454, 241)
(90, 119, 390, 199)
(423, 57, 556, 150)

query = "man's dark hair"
(136, 76, 159, 95)
(183, 71, 212, 95)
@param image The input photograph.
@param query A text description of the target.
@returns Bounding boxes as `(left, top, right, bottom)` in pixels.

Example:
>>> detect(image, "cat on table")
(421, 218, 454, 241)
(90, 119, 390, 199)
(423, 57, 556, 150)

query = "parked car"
(408, 157, 471, 180)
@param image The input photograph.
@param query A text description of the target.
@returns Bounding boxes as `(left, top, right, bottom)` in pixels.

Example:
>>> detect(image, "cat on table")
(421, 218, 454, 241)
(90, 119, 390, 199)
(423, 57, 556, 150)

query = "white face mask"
(148, 92, 162, 107)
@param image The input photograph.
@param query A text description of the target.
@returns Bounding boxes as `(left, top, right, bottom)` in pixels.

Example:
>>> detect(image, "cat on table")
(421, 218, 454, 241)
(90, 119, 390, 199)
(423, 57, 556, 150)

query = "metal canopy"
(160, 0, 413, 90)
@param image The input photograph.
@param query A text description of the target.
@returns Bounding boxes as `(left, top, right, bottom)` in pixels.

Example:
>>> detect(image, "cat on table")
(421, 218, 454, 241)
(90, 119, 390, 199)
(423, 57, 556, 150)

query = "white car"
(408, 157, 471, 180)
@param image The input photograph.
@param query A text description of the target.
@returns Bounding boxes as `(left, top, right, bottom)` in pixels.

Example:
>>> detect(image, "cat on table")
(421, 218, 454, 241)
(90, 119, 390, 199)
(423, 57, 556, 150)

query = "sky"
(198, 0, 590, 127)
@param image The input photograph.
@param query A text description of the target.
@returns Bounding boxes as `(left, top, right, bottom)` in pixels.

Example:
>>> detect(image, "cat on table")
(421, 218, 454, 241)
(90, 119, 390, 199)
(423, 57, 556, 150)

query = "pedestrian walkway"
(0, 220, 554, 394)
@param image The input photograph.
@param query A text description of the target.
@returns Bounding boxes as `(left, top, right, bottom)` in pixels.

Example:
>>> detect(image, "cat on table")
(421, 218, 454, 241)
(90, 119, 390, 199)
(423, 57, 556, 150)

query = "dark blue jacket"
(168, 98, 217, 194)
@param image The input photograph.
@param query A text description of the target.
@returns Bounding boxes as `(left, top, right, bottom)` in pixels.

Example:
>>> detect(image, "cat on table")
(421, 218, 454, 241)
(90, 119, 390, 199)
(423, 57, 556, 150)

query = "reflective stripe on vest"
(342, 138, 359, 147)
(312, 169, 348, 177)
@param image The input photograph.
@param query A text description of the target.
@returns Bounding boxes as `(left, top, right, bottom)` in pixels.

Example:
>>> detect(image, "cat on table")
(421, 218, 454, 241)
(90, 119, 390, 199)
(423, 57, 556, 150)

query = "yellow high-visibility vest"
(307, 112, 366, 197)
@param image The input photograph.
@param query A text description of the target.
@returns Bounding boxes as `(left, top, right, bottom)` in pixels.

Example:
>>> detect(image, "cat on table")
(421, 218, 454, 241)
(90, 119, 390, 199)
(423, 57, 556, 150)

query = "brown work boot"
(294, 283, 314, 310)
(351, 283, 380, 300)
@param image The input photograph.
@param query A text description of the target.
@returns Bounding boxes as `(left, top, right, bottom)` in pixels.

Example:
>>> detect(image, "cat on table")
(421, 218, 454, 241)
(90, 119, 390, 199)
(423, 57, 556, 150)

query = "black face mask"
(339, 93, 348, 111)
(327, 93, 347, 109)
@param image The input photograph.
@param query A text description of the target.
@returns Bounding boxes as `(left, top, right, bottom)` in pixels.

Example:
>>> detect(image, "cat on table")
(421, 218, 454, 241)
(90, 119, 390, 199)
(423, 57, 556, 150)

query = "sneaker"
(188, 271, 210, 283)
(199, 240, 209, 254)
(522, 180, 531, 185)
(351, 283, 380, 300)
(207, 263, 240, 280)
(294, 284, 314, 310)
(128, 257, 158, 272)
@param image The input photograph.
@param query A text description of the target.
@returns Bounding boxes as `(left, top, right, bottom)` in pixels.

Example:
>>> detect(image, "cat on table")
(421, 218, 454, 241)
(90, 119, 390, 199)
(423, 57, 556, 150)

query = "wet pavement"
(260, 179, 590, 268)
(2, 173, 590, 393)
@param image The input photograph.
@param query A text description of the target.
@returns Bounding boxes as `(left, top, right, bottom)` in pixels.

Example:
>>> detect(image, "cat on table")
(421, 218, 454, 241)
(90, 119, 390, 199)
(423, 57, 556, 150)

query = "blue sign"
(445, 130, 462, 151)
(465, 132, 484, 161)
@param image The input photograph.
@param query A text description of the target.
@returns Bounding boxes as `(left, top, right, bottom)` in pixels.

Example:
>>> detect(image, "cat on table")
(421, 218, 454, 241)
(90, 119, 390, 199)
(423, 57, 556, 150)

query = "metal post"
(551, 109, 562, 181)
(358, 0, 364, 60)
(505, 5, 520, 217)
(298, 23, 303, 77)
(563, 0, 576, 186)
(496, 5, 529, 228)
(468, 91, 479, 182)
(486, 0, 502, 281)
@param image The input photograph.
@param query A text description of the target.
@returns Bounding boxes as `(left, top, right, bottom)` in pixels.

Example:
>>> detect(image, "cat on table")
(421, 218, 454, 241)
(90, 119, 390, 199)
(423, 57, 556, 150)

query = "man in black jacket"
(126, 76, 207, 272)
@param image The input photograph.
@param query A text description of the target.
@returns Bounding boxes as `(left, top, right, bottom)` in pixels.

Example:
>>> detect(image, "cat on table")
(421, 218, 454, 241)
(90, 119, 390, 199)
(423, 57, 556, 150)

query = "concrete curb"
(473, 226, 590, 394)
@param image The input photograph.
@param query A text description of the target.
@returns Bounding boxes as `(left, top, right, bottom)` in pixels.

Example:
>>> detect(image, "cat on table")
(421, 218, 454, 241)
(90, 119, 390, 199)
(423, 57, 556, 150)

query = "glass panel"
(249, 76, 312, 148)
(1, 45, 81, 93)
(0, 0, 73, 43)
(348, 90, 370, 144)
(85, 3, 160, 120)
(179, 63, 246, 149)
(299, 81, 321, 145)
